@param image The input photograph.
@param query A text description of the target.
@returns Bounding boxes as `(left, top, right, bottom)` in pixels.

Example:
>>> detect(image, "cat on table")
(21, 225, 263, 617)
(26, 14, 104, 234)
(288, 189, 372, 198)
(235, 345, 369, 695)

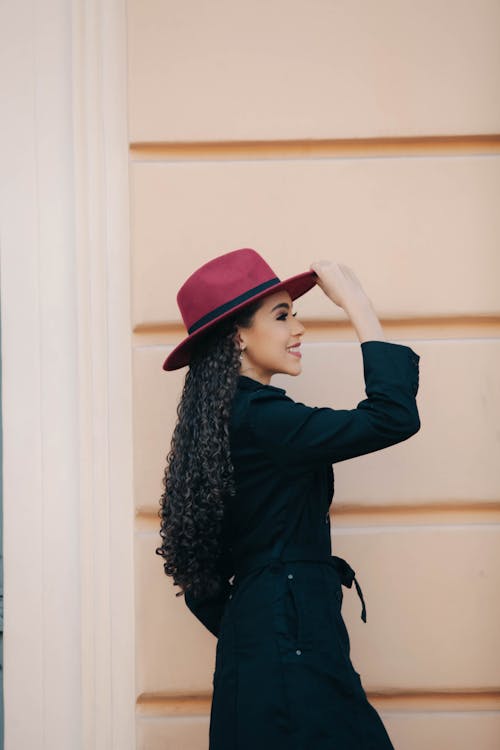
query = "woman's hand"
(309, 260, 386, 342)
(309, 260, 371, 312)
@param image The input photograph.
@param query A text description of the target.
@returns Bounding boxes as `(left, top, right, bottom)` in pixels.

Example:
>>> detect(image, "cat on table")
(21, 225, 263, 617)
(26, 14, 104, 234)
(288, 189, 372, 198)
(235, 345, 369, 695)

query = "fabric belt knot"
(329, 555, 367, 623)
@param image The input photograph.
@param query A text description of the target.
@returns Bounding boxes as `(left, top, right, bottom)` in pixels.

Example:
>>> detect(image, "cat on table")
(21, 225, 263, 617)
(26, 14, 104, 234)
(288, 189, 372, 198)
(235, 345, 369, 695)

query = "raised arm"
(309, 258, 386, 344)
(247, 261, 420, 470)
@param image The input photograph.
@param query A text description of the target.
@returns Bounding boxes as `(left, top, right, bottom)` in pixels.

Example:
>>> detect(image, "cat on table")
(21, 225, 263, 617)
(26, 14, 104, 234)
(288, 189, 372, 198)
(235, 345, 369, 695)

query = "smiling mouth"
(287, 344, 301, 357)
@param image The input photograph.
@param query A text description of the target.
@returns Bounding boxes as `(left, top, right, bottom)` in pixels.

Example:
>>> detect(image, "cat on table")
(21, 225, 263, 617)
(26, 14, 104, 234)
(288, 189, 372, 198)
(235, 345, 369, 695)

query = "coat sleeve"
(247, 340, 421, 469)
(184, 579, 232, 638)
(183, 548, 235, 638)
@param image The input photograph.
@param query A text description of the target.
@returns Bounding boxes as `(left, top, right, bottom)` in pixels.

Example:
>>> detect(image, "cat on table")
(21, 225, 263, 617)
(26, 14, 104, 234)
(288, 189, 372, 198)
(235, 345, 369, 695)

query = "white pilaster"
(72, 0, 135, 747)
(0, 0, 135, 747)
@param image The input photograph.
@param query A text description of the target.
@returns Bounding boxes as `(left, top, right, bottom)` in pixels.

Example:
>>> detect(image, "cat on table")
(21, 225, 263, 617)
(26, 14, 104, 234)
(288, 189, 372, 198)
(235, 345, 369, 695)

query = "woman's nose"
(294, 317, 306, 335)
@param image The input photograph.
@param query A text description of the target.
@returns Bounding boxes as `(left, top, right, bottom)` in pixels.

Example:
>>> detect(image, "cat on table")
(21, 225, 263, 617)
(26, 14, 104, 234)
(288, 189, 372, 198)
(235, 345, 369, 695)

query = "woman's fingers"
(309, 260, 369, 310)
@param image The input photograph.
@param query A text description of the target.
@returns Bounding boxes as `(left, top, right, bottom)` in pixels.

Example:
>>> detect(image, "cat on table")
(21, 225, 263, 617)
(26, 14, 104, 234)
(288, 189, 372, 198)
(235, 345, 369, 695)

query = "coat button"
(287, 573, 294, 579)
(296, 649, 302, 655)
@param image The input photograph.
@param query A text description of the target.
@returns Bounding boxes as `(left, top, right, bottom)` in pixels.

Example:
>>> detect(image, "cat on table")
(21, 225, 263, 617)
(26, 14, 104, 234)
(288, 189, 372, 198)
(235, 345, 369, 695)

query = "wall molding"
(135, 688, 500, 716)
(129, 134, 500, 162)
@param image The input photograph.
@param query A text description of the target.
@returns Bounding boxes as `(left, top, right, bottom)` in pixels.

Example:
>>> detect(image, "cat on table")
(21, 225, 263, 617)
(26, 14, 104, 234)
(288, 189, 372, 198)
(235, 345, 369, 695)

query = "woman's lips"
(287, 345, 301, 358)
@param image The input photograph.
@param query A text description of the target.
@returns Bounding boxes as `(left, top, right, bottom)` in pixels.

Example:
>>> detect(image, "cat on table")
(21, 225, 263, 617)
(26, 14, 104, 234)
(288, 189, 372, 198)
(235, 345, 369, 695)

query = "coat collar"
(237, 374, 286, 394)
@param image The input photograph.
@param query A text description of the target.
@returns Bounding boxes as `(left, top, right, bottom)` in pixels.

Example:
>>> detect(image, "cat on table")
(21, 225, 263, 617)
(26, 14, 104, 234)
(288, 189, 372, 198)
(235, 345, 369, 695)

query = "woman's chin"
(284, 357, 302, 375)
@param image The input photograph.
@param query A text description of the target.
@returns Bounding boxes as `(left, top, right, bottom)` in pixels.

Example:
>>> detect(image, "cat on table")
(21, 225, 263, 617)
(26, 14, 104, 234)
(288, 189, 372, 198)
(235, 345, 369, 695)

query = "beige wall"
(128, 2, 500, 748)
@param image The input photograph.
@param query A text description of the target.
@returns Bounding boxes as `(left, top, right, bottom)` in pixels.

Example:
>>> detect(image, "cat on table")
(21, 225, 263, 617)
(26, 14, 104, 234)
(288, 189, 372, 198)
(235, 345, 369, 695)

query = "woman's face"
(235, 290, 306, 384)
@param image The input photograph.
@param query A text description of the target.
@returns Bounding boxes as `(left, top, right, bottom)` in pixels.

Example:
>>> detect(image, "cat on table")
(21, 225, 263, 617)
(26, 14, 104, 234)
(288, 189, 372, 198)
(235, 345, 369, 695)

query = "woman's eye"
(277, 312, 297, 320)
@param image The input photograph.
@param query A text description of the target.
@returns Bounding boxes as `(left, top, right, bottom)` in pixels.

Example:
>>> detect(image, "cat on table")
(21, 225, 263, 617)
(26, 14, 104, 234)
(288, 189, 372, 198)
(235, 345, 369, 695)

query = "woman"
(157, 247, 420, 749)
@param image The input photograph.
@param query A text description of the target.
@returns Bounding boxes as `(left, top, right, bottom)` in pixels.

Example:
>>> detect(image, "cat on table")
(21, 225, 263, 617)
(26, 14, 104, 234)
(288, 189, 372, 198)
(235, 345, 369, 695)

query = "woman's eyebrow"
(270, 302, 290, 312)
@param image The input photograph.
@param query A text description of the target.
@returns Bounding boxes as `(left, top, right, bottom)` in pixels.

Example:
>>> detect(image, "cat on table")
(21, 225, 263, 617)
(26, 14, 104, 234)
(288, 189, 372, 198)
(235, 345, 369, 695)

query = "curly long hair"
(155, 297, 264, 601)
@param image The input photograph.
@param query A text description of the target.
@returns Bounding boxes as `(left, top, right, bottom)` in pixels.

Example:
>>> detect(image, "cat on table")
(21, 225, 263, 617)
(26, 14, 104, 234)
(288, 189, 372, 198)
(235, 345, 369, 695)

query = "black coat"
(185, 340, 421, 749)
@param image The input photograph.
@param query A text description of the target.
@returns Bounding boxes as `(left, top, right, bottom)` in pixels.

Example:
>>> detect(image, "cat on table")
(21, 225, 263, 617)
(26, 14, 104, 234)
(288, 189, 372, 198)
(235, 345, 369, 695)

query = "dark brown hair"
(155, 297, 264, 600)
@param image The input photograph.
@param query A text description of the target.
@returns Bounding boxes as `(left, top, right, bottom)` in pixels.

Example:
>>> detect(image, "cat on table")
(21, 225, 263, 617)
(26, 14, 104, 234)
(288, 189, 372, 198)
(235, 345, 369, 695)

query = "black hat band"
(187, 277, 280, 334)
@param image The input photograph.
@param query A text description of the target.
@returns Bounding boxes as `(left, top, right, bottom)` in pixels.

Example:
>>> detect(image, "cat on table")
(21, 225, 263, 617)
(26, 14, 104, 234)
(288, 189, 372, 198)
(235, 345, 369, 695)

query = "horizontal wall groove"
(132, 315, 500, 347)
(136, 690, 500, 717)
(135, 502, 500, 532)
(335, 501, 500, 525)
(129, 134, 500, 162)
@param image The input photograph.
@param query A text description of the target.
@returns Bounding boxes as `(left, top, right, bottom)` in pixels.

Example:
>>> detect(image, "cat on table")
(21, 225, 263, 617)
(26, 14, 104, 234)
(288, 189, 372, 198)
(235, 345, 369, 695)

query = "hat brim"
(162, 269, 318, 371)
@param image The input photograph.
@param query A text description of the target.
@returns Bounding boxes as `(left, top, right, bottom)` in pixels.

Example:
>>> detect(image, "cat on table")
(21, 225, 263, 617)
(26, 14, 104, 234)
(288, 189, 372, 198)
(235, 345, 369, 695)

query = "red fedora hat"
(162, 248, 317, 371)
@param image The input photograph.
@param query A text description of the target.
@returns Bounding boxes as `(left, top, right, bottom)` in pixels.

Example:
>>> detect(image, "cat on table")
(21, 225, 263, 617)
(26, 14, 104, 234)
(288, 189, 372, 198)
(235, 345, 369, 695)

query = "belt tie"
(232, 549, 367, 623)
(329, 555, 367, 623)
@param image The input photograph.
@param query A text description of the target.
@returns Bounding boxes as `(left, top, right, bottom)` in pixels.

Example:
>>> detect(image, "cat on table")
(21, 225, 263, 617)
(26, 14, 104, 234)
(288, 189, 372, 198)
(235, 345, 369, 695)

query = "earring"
(239, 348, 245, 362)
